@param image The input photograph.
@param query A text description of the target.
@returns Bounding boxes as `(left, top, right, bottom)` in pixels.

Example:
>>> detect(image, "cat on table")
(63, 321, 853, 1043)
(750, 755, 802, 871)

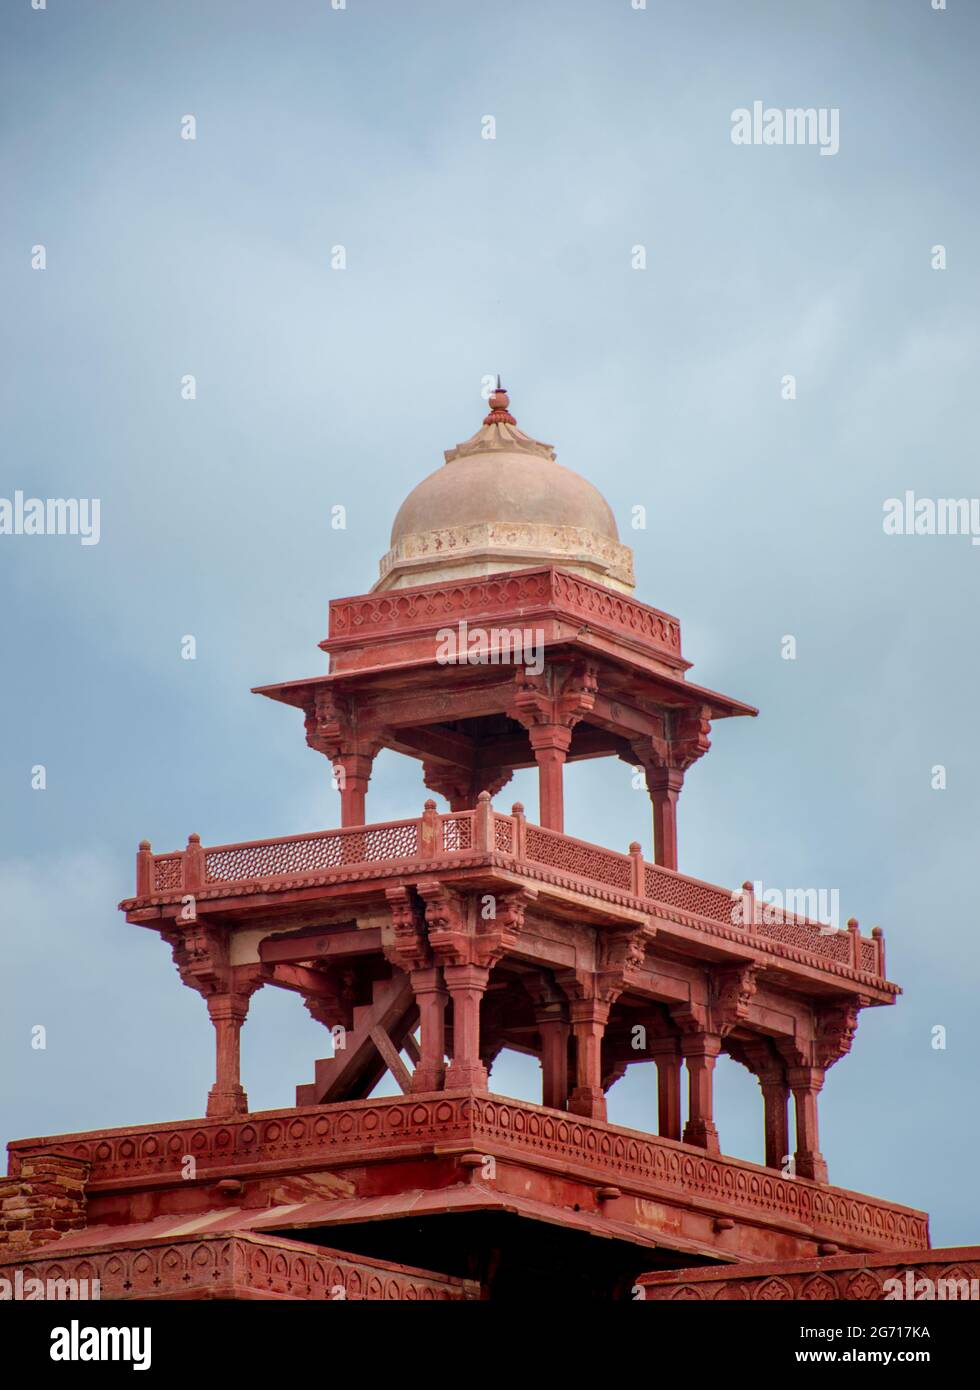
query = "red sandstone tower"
(5, 387, 973, 1301)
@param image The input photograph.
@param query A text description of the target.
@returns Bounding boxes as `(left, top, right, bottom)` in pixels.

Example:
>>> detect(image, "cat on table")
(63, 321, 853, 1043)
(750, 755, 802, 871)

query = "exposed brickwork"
(0, 1154, 89, 1250)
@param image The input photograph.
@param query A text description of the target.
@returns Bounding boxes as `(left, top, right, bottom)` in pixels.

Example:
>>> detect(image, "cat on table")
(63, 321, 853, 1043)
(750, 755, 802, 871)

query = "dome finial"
(484, 378, 516, 426)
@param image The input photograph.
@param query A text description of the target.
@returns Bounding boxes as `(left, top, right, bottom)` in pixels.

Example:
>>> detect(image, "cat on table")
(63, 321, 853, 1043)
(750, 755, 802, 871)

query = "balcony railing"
(132, 801, 886, 981)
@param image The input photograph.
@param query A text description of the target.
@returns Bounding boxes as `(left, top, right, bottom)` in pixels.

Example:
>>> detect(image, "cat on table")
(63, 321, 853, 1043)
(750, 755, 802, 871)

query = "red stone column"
(410, 967, 447, 1092)
(206, 995, 250, 1117)
(681, 1033, 721, 1152)
(650, 1039, 682, 1140)
(788, 1066, 828, 1182)
(535, 1002, 570, 1111)
(527, 725, 572, 833)
(568, 998, 611, 1121)
(443, 963, 490, 1089)
(333, 751, 376, 827)
(646, 767, 684, 871)
(760, 1076, 791, 1171)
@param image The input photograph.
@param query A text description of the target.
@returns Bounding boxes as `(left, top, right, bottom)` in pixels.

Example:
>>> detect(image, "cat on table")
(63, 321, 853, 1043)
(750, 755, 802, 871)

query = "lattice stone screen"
(205, 822, 420, 884)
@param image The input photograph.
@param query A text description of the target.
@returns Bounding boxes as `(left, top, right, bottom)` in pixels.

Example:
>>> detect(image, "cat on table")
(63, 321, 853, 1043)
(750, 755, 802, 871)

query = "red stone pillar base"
(206, 1084, 249, 1118)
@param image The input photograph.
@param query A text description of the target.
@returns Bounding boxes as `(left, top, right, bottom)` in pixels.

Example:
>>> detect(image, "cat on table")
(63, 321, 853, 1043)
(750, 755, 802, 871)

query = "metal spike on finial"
(484, 376, 516, 425)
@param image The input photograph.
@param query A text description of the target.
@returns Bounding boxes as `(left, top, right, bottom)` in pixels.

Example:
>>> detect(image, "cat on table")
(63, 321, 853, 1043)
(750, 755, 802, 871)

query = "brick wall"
(0, 1154, 89, 1249)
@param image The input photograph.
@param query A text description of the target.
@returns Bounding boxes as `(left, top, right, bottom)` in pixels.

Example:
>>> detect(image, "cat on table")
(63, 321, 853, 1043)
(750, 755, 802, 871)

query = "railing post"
(419, 800, 440, 859)
(629, 841, 644, 897)
(872, 925, 885, 977)
(740, 880, 756, 930)
(184, 833, 204, 892)
(847, 917, 861, 970)
(474, 790, 494, 852)
(511, 802, 526, 859)
(136, 840, 153, 896)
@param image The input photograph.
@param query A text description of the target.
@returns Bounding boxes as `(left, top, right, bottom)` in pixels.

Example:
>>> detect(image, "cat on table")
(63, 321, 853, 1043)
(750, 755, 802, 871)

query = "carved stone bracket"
(416, 879, 469, 966)
(508, 660, 599, 733)
(813, 1000, 865, 1071)
(474, 886, 537, 969)
(383, 885, 431, 973)
(710, 965, 759, 1037)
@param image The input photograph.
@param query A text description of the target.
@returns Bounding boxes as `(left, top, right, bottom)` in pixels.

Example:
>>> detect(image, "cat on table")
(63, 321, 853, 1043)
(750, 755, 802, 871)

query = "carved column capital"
(670, 704, 713, 770)
(422, 762, 513, 811)
(507, 661, 598, 733)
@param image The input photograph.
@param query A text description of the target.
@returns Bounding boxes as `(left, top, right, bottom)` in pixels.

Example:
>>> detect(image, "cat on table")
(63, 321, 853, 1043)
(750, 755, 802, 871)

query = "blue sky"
(2, 0, 979, 1246)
